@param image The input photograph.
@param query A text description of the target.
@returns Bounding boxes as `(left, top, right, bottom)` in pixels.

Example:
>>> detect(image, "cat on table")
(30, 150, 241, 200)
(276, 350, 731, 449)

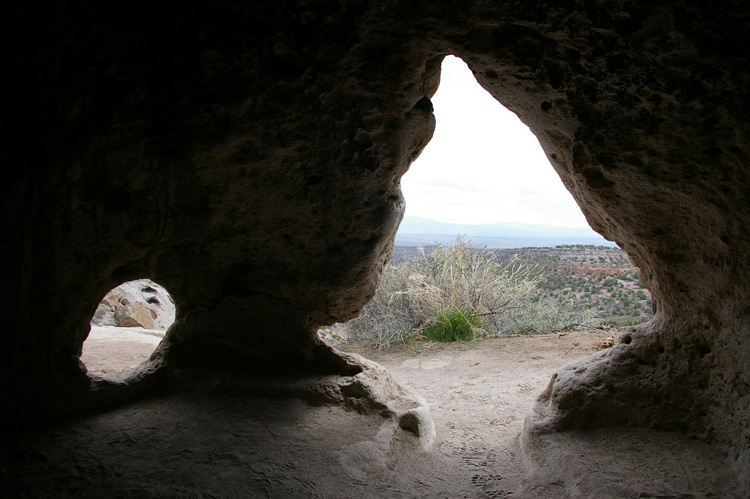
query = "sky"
(400, 55, 590, 228)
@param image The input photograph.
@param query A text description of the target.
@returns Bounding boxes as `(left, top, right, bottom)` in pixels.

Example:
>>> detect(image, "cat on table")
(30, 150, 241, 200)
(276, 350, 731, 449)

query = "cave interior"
(2, 1, 749, 496)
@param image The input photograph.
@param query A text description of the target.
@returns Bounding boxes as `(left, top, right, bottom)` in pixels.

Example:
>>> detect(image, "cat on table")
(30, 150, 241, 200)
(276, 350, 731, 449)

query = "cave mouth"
(81, 279, 175, 377)
(401, 54, 592, 229)
(329, 55, 651, 350)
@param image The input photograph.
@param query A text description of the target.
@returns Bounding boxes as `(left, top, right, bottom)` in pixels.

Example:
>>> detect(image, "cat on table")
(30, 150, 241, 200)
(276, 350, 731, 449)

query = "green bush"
(424, 307, 482, 342)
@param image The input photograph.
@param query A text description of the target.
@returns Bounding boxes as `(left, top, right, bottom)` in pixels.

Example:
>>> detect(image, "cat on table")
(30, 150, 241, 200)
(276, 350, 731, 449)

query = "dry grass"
(348, 237, 599, 348)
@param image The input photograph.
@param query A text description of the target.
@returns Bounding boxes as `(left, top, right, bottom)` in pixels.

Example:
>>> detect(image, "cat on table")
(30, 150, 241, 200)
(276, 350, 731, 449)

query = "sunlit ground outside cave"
(81, 279, 175, 377)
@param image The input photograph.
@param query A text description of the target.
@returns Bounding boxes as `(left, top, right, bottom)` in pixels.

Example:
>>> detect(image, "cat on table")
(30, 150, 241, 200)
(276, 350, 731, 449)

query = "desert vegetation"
(491, 245, 654, 327)
(328, 238, 651, 349)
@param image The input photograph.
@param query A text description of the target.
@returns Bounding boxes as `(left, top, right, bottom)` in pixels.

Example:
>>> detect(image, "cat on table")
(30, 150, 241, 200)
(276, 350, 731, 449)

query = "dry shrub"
(348, 237, 597, 348)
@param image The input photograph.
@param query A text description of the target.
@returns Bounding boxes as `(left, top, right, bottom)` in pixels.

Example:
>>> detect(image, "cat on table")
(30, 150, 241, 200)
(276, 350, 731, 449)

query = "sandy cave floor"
(0, 327, 740, 498)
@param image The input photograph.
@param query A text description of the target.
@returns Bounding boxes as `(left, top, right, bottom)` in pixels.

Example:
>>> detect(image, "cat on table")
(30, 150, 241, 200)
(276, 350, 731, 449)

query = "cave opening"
(81, 279, 176, 377)
(400, 54, 654, 329)
(323, 55, 652, 352)
(401, 55, 590, 230)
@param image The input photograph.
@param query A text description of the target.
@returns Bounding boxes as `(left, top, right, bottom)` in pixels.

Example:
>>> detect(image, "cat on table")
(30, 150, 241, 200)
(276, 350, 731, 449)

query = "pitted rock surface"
(91, 279, 176, 330)
(2, 1, 750, 493)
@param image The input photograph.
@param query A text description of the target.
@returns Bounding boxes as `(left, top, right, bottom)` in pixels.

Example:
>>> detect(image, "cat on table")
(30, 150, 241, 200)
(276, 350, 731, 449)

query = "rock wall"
(2, 0, 749, 491)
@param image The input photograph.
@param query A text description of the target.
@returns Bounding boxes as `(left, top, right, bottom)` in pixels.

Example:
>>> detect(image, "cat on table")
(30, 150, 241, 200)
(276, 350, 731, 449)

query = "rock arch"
(2, 1, 749, 491)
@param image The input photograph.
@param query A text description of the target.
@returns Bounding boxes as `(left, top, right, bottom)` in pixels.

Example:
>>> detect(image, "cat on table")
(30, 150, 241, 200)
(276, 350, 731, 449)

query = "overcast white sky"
(401, 56, 590, 228)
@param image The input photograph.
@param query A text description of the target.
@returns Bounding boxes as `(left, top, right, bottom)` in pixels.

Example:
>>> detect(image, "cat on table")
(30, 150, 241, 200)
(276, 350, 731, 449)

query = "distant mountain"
(395, 216, 616, 249)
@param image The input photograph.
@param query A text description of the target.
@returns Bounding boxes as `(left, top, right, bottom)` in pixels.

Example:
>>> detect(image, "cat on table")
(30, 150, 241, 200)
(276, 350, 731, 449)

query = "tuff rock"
(2, 1, 750, 492)
(91, 279, 176, 330)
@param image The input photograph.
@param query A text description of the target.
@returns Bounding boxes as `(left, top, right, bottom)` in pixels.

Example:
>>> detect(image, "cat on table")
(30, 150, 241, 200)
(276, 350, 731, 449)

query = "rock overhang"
(2, 0, 749, 492)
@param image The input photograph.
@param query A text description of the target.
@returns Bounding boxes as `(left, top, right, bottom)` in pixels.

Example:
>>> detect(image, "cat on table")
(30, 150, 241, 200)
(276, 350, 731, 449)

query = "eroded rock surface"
(2, 1, 749, 493)
(92, 279, 176, 330)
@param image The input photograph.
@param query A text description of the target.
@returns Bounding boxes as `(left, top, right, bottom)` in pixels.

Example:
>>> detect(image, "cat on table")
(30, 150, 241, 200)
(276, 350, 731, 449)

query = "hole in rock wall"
(320, 55, 653, 350)
(81, 279, 176, 376)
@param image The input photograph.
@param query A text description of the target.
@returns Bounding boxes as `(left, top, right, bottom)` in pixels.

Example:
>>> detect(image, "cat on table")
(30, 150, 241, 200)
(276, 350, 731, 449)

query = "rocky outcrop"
(169, 349, 436, 450)
(91, 279, 176, 330)
(2, 1, 750, 492)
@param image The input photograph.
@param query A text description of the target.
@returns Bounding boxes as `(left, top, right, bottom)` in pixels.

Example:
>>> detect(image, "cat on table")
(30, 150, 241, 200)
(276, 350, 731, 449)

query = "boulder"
(91, 280, 175, 331)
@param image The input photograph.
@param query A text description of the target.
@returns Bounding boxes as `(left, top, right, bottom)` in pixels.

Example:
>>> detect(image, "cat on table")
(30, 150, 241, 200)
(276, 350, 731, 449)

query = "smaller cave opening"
(81, 279, 176, 377)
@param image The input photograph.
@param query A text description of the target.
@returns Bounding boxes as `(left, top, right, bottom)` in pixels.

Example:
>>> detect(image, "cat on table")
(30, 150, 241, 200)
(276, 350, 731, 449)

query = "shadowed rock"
(2, 1, 749, 493)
